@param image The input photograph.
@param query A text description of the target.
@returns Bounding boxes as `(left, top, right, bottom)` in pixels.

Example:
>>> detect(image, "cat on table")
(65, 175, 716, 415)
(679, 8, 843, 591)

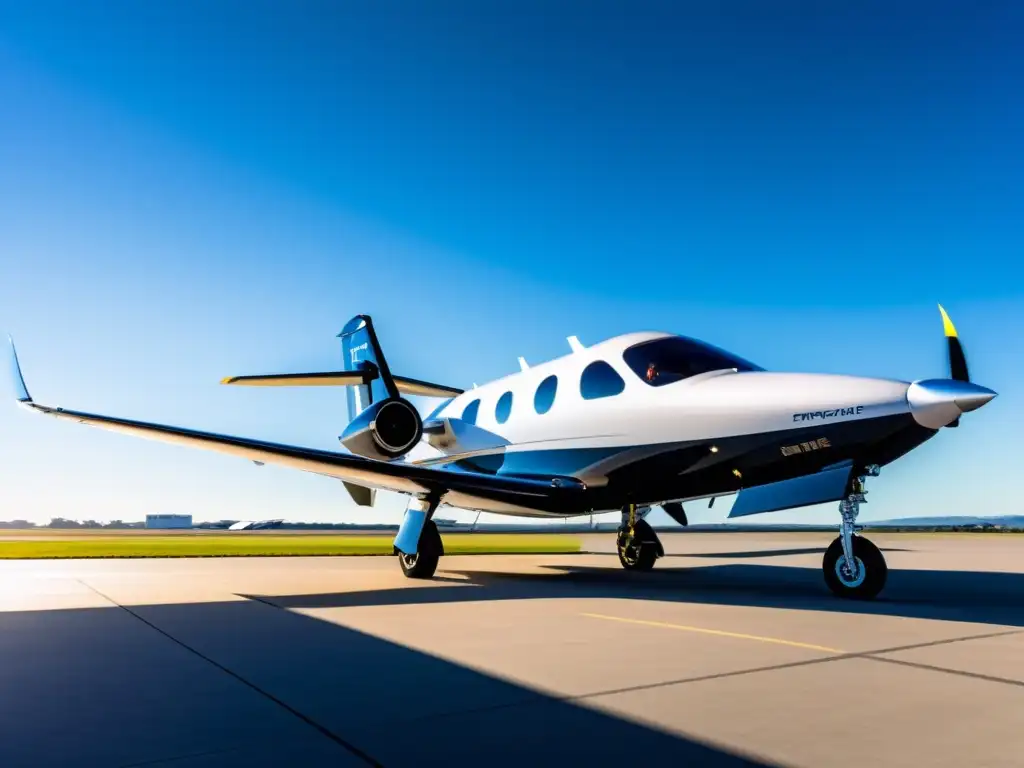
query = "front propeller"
(940, 304, 973, 426)
(940, 303, 969, 375)
(906, 305, 997, 429)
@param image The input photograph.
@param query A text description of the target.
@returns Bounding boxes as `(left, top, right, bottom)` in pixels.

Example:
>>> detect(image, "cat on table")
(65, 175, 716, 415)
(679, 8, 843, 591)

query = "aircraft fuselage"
(415, 332, 937, 516)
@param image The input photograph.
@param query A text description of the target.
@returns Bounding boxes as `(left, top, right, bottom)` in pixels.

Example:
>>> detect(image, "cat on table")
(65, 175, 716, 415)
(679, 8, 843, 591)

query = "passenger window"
(495, 392, 513, 424)
(462, 399, 480, 425)
(534, 375, 558, 415)
(580, 361, 625, 400)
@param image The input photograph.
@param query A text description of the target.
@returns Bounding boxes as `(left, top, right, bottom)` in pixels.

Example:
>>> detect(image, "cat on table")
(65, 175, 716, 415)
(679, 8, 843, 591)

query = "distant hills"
(870, 515, 1024, 529)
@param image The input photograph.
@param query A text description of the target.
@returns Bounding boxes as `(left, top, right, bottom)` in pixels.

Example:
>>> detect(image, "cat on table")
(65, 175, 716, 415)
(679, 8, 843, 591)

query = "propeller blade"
(938, 304, 969, 427)
(938, 304, 969, 382)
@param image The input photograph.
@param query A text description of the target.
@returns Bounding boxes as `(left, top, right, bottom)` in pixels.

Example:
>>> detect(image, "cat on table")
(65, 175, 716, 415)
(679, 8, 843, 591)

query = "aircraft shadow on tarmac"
(0, 595, 774, 768)
(252, 555, 1024, 629)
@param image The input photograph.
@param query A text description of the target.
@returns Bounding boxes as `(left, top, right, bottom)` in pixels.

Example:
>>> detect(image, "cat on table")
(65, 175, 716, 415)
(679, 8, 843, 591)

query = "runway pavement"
(1, 532, 1022, 767)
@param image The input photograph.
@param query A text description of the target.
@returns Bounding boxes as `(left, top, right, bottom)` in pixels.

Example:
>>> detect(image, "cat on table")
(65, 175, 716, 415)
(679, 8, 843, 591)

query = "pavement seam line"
(857, 628, 1024, 656)
(580, 612, 843, 652)
(555, 628, 1024, 704)
(221, 600, 1021, 735)
(862, 654, 1024, 689)
(391, 654, 858, 730)
(250, 601, 1022, 719)
(404, 626, 1024, 727)
(76, 579, 385, 768)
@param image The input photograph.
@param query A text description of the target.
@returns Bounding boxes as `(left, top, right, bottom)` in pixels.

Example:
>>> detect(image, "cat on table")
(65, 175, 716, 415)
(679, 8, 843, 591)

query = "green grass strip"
(0, 533, 582, 559)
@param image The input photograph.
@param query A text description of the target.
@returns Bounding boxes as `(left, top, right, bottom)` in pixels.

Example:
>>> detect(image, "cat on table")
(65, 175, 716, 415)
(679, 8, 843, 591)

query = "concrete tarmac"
(1, 532, 1022, 768)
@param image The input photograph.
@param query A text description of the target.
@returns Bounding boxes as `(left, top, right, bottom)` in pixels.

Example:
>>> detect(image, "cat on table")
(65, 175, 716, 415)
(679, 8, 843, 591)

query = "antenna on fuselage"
(518, 356, 529, 371)
(567, 336, 584, 353)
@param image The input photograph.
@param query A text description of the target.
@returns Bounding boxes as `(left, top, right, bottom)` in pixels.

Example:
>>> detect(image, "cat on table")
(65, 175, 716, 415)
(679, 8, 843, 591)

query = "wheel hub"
(835, 555, 866, 588)
(400, 552, 418, 568)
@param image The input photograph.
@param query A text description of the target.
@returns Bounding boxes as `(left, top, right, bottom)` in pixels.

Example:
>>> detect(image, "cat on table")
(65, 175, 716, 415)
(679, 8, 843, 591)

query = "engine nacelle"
(339, 397, 423, 460)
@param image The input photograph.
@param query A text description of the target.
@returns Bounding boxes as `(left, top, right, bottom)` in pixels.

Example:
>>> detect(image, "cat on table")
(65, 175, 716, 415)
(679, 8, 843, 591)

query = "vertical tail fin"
(337, 315, 398, 421)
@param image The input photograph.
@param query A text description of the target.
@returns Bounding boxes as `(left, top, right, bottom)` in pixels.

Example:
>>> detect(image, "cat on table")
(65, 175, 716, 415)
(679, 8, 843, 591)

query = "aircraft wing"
(221, 371, 463, 398)
(7, 339, 580, 514)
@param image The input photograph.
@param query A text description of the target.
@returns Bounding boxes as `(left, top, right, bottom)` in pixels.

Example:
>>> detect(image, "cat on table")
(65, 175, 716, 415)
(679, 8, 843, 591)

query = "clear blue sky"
(0, 1, 1021, 526)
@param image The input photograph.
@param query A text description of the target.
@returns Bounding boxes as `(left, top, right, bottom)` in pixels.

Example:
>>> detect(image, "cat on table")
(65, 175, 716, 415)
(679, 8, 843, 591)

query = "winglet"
(8, 336, 32, 403)
(938, 304, 958, 338)
(567, 336, 584, 353)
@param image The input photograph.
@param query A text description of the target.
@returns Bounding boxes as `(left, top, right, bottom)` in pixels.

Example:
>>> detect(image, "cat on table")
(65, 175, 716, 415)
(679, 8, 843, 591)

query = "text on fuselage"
(781, 437, 831, 457)
(792, 405, 864, 423)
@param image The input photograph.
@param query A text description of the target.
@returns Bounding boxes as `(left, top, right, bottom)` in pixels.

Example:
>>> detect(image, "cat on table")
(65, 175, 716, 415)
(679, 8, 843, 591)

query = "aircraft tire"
(823, 535, 887, 600)
(617, 521, 659, 571)
(397, 519, 442, 579)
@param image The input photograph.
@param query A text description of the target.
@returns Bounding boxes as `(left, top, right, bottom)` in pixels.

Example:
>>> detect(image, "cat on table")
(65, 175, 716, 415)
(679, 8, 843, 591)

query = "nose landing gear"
(823, 465, 888, 599)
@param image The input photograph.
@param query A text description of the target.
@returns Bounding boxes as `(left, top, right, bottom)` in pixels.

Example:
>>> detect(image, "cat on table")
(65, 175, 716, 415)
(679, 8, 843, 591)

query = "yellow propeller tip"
(220, 377, 235, 385)
(937, 304, 958, 338)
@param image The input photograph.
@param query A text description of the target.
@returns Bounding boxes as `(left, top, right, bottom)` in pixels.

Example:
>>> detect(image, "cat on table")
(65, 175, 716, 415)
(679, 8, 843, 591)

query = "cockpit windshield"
(622, 336, 762, 386)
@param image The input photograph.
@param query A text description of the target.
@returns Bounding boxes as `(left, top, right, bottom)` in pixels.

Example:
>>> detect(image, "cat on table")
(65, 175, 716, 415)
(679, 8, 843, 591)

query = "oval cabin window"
(462, 399, 481, 425)
(534, 375, 558, 415)
(495, 391, 513, 424)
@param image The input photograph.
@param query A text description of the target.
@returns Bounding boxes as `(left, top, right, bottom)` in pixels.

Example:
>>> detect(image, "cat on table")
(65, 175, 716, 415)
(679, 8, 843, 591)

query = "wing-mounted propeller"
(906, 305, 997, 430)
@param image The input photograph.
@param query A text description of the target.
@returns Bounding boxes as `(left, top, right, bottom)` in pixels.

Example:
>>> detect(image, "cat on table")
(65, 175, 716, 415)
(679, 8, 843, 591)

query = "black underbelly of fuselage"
(439, 413, 936, 515)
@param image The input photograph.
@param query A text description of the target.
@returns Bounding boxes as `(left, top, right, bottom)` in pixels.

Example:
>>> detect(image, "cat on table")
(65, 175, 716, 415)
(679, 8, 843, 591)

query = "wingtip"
(8, 335, 32, 403)
(937, 304, 958, 338)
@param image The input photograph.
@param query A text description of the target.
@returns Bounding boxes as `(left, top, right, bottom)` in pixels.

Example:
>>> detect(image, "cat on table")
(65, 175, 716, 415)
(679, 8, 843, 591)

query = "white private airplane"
(8, 306, 996, 599)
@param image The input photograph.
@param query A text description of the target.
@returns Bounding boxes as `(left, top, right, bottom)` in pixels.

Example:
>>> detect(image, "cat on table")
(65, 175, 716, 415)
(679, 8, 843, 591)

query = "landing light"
(710, 446, 719, 453)
(732, 469, 742, 478)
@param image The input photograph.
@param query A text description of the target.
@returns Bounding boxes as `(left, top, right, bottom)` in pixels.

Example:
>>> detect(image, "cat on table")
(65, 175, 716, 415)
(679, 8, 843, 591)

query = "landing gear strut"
(823, 465, 887, 599)
(617, 504, 664, 571)
(395, 496, 445, 579)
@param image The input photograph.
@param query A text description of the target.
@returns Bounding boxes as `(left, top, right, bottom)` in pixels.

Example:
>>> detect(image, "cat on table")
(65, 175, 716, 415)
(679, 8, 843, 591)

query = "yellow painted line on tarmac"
(581, 612, 843, 653)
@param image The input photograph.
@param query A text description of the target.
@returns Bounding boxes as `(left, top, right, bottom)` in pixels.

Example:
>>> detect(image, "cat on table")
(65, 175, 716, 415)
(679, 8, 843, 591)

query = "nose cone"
(953, 383, 998, 413)
(907, 379, 997, 428)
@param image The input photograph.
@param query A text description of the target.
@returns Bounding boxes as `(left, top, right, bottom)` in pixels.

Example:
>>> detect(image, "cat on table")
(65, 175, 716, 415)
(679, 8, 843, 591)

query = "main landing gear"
(395, 496, 445, 579)
(617, 504, 664, 571)
(823, 465, 888, 600)
(397, 519, 443, 578)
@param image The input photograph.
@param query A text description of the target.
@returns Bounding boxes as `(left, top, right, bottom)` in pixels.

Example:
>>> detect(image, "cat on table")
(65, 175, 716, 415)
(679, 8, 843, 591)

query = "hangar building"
(145, 514, 193, 529)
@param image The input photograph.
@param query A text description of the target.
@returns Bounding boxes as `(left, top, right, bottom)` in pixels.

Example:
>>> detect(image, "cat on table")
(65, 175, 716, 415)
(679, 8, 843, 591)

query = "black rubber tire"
(823, 535, 887, 600)
(397, 519, 442, 579)
(398, 550, 439, 579)
(617, 520, 659, 571)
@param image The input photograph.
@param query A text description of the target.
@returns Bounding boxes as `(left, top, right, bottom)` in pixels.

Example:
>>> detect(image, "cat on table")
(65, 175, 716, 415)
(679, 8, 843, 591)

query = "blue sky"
(0, 1, 1021, 526)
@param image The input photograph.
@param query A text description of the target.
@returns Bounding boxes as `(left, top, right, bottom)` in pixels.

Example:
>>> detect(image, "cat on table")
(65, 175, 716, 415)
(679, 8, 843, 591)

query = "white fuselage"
(415, 332, 914, 488)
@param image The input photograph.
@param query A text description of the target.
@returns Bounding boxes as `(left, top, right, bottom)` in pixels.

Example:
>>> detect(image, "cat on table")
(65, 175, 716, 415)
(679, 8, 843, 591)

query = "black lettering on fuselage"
(792, 405, 866, 422)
